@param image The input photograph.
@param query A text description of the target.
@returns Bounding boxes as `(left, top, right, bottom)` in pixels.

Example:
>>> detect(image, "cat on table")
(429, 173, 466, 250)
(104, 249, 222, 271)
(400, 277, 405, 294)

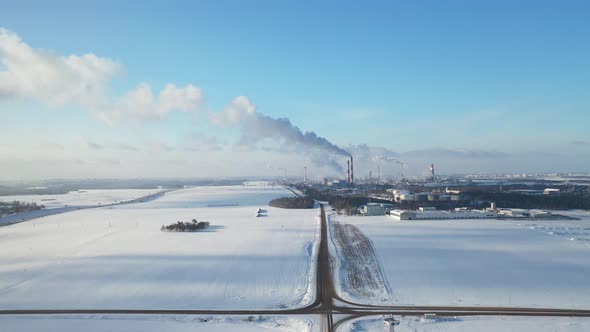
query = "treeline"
(269, 196, 315, 209)
(161, 219, 211, 232)
(0, 201, 44, 215)
(303, 188, 391, 215)
(470, 191, 590, 210)
(0, 179, 249, 196)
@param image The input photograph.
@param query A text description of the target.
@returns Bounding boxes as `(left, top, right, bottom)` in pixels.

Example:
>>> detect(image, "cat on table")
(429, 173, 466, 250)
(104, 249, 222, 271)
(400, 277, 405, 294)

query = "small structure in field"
(383, 315, 400, 332)
(256, 208, 268, 217)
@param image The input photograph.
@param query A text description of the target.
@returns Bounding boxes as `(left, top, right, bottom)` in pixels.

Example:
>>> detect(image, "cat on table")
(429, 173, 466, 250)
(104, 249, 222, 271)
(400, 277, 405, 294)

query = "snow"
(0, 185, 319, 310)
(130, 185, 294, 209)
(520, 210, 590, 244)
(0, 315, 318, 332)
(0, 189, 163, 208)
(331, 211, 590, 308)
(341, 315, 590, 331)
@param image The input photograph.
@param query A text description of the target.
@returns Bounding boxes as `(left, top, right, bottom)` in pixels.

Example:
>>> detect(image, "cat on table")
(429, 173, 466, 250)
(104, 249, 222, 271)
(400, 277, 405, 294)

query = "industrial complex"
(292, 154, 589, 221)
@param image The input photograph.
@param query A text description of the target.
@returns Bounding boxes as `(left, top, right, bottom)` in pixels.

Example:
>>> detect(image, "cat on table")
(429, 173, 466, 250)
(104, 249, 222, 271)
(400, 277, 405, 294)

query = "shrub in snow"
(161, 219, 211, 232)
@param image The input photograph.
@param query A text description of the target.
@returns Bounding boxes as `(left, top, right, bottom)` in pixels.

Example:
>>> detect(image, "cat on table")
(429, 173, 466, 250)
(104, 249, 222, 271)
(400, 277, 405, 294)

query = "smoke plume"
(211, 96, 351, 162)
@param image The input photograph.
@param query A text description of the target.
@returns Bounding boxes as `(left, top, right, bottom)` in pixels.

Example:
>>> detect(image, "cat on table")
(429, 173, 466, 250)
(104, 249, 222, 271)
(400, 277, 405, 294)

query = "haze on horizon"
(1, 0, 589, 181)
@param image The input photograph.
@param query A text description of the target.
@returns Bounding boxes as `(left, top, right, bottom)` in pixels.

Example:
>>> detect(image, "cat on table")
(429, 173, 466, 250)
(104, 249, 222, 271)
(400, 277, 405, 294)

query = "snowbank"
(0, 315, 317, 332)
(341, 315, 590, 332)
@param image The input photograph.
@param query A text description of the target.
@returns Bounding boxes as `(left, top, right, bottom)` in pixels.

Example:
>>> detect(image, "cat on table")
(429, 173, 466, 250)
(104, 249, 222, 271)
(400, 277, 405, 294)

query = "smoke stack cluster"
(345, 156, 354, 185)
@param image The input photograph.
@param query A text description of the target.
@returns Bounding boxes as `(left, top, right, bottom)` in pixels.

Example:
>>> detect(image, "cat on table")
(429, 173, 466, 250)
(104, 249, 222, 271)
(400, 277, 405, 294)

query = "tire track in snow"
(331, 221, 392, 302)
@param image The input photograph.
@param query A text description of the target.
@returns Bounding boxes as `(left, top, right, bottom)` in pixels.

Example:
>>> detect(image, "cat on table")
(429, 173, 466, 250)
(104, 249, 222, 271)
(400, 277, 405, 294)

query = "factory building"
(390, 189, 465, 202)
(543, 188, 561, 195)
(497, 209, 527, 217)
(361, 203, 395, 216)
(389, 208, 498, 220)
(389, 210, 417, 220)
(390, 207, 552, 220)
(497, 209, 551, 218)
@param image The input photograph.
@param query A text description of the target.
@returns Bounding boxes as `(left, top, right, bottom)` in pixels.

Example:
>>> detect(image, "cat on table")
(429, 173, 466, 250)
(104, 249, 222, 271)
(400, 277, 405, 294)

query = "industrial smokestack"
(350, 156, 354, 185)
(347, 160, 350, 184)
(430, 163, 435, 177)
(304, 166, 307, 183)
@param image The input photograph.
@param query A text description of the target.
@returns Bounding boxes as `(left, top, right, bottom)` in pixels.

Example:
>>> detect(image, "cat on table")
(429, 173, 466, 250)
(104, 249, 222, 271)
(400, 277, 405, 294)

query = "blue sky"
(1, 0, 589, 180)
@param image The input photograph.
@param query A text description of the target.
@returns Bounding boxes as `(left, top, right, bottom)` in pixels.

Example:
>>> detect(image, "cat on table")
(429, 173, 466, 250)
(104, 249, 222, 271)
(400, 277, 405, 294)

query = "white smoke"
(211, 96, 351, 159)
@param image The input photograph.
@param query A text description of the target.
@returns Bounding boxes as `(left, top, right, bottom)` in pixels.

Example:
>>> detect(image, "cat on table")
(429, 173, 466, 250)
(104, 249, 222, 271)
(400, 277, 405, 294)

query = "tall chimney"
(350, 156, 354, 185)
(347, 160, 350, 184)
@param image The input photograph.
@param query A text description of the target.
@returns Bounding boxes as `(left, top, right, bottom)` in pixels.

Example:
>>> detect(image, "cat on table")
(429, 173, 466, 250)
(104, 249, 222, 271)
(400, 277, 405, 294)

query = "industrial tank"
(415, 193, 428, 202)
(438, 194, 451, 201)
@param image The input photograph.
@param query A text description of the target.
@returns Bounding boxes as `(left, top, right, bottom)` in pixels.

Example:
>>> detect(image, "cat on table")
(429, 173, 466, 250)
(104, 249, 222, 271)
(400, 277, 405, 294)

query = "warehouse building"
(361, 203, 395, 216)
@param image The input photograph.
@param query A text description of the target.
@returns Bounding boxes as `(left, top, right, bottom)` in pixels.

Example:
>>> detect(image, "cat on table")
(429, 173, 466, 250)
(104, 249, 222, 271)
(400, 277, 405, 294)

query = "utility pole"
(277, 168, 287, 182)
(395, 161, 407, 180)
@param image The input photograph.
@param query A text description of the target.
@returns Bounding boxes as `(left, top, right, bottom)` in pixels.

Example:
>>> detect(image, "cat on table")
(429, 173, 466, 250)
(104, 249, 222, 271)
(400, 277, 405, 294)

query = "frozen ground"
(341, 315, 590, 331)
(0, 185, 319, 310)
(0, 189, 163, 208)
(331, 211, 590, 308)
(0, 314, 318, 332)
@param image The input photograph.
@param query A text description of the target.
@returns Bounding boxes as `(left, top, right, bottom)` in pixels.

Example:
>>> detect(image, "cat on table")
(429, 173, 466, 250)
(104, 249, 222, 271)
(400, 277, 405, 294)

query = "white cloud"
(99, 83, 203, 124)
(0, 28, 204, 124)
(0, 28, 120, 107)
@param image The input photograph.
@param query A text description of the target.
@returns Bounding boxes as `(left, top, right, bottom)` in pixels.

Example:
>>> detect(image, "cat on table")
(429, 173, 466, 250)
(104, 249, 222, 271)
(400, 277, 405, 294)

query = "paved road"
(2, 204, 590, 331)
(0, 190, 171, 227)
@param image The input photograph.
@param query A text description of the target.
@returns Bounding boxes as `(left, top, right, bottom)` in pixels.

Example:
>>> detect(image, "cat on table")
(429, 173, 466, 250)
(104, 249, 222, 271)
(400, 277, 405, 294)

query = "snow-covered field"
(0, 185, 319, 310)
(0, 189, 163, 208)
(0, 315, 318, 332)
(341, 315, 590, 331)
(520, 210, 590, 244)
(331, 211, 590, 308)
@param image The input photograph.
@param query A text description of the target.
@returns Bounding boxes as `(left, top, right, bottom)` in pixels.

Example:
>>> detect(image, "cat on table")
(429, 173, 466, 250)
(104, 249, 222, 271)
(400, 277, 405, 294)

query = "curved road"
(0, 190, 171, 227)
(2, 204, 590, 332)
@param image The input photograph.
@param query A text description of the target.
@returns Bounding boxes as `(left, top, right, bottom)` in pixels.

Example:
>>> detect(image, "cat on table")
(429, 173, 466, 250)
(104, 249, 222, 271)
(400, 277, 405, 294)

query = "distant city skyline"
(1, 0, 589, 180)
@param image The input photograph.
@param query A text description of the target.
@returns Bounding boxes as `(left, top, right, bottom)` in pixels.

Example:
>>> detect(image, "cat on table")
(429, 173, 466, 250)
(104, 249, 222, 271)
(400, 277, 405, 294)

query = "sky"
(1, 0, 589, 181)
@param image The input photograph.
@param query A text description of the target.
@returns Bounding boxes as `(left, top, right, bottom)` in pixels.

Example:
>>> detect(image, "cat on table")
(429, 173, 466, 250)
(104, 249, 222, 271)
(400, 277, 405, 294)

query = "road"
(0, 190, 171, 227)
(2, 204, 590, 331)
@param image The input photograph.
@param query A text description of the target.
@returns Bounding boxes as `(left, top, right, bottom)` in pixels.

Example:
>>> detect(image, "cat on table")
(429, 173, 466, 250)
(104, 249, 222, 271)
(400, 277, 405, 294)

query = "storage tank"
(450, 194, 462, 201)
(438, 194, 451, 201)
(415, 193, 428, 202)
(400, 194, 416, 201)
(427, 193, 439, 201)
